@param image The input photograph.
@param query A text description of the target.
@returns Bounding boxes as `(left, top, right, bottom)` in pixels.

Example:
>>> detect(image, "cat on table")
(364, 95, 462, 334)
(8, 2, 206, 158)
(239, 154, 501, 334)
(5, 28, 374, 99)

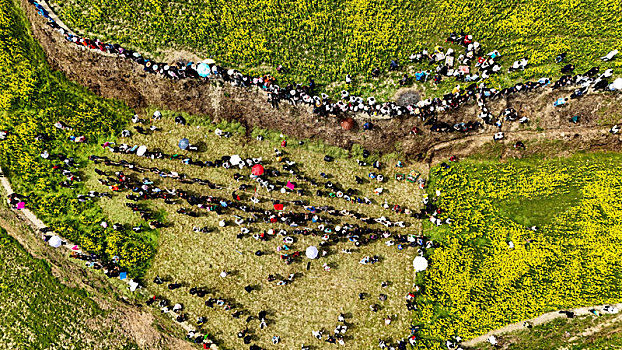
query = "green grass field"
(84, 111, 426, 349)
(0, 227, 139, 349)
(49, 0, 622, 99)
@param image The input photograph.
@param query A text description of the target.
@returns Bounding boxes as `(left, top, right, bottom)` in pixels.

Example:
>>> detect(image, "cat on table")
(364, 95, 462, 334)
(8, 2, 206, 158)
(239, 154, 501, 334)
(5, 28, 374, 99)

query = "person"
(555, 52, 567, 63)
(399, 74, 409, 85)
(175, 115, 187, 125)
(610, 125, 620, 134)
(389, 60, 399, 71)
(601, 49, 618, 61)
(488, 335, 498, 346)
(603, 305, 619, 314)
(272, 336, 280, 344)
(561, 64, 575, 73)
(554, 97, 568, 107)
(345, 74, 352, 84)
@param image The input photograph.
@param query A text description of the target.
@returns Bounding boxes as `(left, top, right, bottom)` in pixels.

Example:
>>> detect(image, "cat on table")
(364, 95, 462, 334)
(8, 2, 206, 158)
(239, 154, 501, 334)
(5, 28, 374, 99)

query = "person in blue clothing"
(554, 97, 568, 107)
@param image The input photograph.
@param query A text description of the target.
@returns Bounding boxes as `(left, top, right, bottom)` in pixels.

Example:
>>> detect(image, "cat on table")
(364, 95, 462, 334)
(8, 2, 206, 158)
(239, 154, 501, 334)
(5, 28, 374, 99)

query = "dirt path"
(0, 166, 213, 349)
(464, 303, 622, 348)
(569, 311, 622, 341)
(426, 126, 618, 165)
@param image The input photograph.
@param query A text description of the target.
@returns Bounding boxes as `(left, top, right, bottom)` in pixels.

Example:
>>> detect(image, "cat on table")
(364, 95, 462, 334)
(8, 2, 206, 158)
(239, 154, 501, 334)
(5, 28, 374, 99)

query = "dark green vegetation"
(50, 0, 622, 99)
(0, 227, 139, 349)
(0, 0, 154, 276)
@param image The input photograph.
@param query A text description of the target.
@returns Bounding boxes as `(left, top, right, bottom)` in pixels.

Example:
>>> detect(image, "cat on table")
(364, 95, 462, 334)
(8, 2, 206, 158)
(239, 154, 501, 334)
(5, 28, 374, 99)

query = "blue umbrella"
(178, 138, 189, 150)
(197, 63, 211, 77)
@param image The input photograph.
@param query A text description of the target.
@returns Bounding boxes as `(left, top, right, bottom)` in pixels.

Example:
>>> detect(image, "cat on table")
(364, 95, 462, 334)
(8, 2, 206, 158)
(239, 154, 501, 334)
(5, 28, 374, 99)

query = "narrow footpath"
(0, 166, 217, 349)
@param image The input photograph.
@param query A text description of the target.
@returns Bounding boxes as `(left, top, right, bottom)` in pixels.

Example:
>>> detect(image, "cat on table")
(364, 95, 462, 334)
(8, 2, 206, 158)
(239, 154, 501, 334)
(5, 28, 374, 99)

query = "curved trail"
(463, 303, 622, 347)
(0, 167, 216, 349)
(426, 125, 616, 165)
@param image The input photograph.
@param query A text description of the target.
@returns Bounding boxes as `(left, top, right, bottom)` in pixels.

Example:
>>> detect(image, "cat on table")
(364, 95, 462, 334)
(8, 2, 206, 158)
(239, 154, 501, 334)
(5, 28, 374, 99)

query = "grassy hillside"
(50, 0, 622, 99)
(0, 0, 154, 276)
(0, 227, 139, 349)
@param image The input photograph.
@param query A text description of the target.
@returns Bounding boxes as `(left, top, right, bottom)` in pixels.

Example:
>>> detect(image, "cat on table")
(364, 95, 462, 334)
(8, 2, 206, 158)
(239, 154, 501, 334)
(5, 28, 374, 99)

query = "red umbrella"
(274, 204, 284, 211)
(251, 164, 264, 176)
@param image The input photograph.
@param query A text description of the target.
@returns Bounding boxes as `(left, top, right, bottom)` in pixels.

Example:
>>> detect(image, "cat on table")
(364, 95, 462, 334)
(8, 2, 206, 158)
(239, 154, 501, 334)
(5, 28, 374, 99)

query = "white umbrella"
(413, 256, 429, 272)
(230, 154, 242, 166)
(48, 235, 63, 248)
(203, 58, 216, 65)
(136, 145, 147, 156)
(611, 78, 622, 90)
(306, 246, 319, 259)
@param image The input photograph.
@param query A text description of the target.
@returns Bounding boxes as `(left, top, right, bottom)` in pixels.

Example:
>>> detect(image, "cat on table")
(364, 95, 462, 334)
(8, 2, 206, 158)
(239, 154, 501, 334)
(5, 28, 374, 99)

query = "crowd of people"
(29, 0, 619, 138)
(23, 1, 622, 348)
(82, 114, 436, 348)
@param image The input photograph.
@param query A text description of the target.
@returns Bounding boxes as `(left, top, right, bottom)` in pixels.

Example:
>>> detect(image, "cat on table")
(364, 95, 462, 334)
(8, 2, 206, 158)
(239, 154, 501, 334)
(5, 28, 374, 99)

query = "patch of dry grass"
(84, 112, 426, 349)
